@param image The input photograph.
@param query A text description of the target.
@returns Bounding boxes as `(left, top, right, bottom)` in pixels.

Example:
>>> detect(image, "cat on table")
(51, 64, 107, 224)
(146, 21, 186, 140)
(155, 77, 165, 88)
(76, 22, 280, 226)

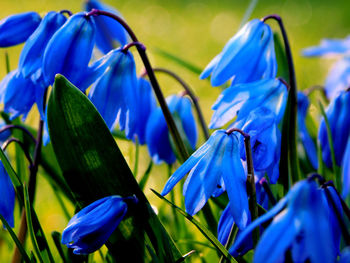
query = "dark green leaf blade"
(47, 74, 181, 262)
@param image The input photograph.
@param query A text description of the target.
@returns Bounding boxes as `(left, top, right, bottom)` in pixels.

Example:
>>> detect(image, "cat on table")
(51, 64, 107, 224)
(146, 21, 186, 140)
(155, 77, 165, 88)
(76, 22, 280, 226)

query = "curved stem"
(144, 67, 210, 140)
(262, 14, 300, 186)
(59, 10, 73, 16)
(2, 138, 33, 167)
(259, 178, 277, 206)
(122, 41, 146, 53)
(86, 9, 189, 162)
(0, 125, 37, 144)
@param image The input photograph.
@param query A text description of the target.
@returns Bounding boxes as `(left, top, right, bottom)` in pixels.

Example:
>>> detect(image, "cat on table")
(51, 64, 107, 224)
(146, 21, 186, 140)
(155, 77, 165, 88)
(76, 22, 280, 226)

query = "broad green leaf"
(47, 75, 181, 262)
(152, 189, 237, 263)
(153, 48, 202, 75)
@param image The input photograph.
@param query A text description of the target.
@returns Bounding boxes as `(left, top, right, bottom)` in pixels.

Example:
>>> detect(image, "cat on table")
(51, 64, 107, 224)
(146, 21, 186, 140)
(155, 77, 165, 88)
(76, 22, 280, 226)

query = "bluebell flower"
(146, 95, 197, 164)
(340, 247, 350, 263)
(84, 0, 128, 53)
(324, 57, 350, 99)
(318, 91, 350, 168)
(233, 107, 281, 183)
(297, 92, 318, 169)
(17, 11, 67, 119)
(88, 49, 139, 137)
(61, 195, 137, 254)
(0, 69, 36, 120)
(0, 12, 41, 47)
(230, 180, 337, 263)
(302, 36, 350, 57)
(209, 78, 287, 129)
(303, 37, 350, 99)
(162, 130, 249, 228)
(342, 138, 350, 198)
(43, 12, 96, 87)
(0, 161, 15, 228)
(200, 19, 277, 87)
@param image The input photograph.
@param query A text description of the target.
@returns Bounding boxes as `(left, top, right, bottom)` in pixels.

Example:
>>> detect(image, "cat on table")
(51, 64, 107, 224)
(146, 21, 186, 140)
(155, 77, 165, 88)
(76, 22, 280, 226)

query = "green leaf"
(47, 74, 182, 262)
(152, 189, 237, 263)
(274, 33, 289, 82)
(0, 214, 31, 263)
(153, 48, 203, 75)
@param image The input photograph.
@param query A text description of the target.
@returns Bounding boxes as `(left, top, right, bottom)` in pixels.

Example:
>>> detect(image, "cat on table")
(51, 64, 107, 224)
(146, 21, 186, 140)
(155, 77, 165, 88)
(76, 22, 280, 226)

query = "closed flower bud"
(0, 12, 41, 47)
(43, 12, 96, 87)
(85, 0, 128, 53)
(61, 195, 137, 254)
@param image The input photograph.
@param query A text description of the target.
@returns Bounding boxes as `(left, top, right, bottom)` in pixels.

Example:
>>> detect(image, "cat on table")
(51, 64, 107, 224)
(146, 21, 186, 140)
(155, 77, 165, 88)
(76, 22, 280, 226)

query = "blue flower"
(17, 11, 67, 118)
(297, 92, 318, 169)
(88, 49, 139, 137)
(233, 107, 281, 183)
(230, 180, 337, 263)
(200, 19, 277, 87)
(161, 130, 249, 228)
(0, 161, 15, 228)
(318, 91, 350, 168)
(43, 12, 96, 87)
(84, 0, 128, 53)
(342, 137, 350, 198)
(61, 195, 137, 254)
(0, 12, 41, 47)
(340, 247, 350, 263)
(146, 95, 197, 164)
(0, 69, 36, 120)
(303, 37, 350, 99)
(324, 57, 350, 99)
(302, 36, 350, 57)
(209, 78, 287, 129)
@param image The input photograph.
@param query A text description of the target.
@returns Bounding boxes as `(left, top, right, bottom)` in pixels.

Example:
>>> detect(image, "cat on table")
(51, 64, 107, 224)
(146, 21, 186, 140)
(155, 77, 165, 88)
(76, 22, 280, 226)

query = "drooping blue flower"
(17, 11, 67, 119)
(61, 195, 137, 254)
(0, 69, 36, 120)
(318, 91, 350, 168)
(0, 12, 41, 47)
(233, 107, 281, 183)
(88, 49, 139, 137)
(134, 78, 156, 144)
(146, 95, 197, 164)
(302, 36, 350, 57)
(230, 179, 337, 263)
(200, 19, 277, 87)
(297, 92, 318, 169)
(324, 57, 350, 99)
(162, 130, 249, 228)
(342, 137, 350, 198)
(209, 78, 287, 129)
(43, 12, 96, 87)
(84, 0, 128, 53)
(0, 161, 15, 228)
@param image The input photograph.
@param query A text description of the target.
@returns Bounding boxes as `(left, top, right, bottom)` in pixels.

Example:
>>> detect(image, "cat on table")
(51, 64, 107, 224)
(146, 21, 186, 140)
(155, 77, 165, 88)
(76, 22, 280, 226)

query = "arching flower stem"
(0, 125, 37, 144)
(142, 67, 210, 140)
(262, 14, 300, 188)
(59, 10, 73, 17)
(226, 127, 259, 245)
(86, 9, 189, 162)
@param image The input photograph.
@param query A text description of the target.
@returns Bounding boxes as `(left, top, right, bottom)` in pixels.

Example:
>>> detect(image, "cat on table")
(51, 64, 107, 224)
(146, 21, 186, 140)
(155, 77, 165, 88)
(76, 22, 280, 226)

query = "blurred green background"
(1, 0, 350, 261)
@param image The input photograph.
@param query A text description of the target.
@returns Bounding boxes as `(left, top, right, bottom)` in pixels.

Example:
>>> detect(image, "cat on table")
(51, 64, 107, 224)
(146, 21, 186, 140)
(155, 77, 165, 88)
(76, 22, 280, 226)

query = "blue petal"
(177, 97, 197, 149)
(253, 209, 301, 263)
(43, 12, 96, 87)
(0, 162, 15, 228)
(342, 138, 350, 197)
(0, 12, 41, 47)
(325, 57, 350, 100)
(302, 36, 350, 57)
(217, 204, 234, 245)
(199, 53, 222, 80)
(222, 133, 249, 229)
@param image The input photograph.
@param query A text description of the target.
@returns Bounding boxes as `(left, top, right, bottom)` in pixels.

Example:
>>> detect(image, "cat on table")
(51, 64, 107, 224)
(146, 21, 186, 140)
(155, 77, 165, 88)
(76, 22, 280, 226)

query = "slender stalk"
(260, 178, 277, 206)
(0, 125, 36, 144)
(133, 136, 139, 176)
(226, 128, 259, 245)
(86, 9, 189, 162)
(149, 67, 209, 140)
(262, 14, 300, 186)
(2, 138, 33, 167)
(59, 9, 73, 16)
(5, 51, 10, 73)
